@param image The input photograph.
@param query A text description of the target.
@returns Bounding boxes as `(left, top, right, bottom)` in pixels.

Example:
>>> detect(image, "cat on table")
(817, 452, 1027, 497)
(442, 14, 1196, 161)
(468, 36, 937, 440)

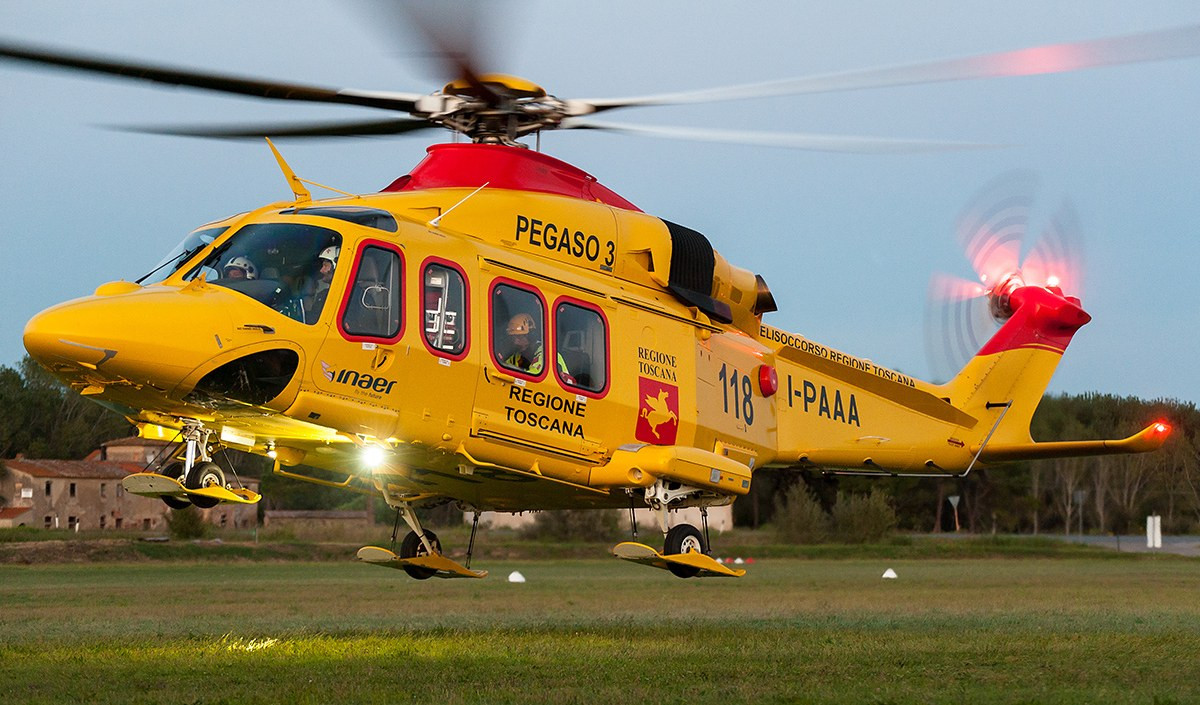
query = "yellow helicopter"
(2, 16, 1187, 580)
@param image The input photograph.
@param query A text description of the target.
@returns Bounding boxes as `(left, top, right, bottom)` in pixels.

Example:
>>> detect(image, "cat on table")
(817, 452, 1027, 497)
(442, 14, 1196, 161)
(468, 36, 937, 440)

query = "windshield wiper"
(135, 245, 203, 284)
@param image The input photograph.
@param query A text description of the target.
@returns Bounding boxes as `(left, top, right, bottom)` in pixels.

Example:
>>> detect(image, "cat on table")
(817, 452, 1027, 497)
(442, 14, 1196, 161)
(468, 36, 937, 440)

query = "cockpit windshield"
(137, 226, 229, 285)
(184, 223, 342, 325)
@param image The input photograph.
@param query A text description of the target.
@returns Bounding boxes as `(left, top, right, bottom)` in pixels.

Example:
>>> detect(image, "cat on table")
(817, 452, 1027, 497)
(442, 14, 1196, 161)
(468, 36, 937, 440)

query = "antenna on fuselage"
(266, 138, 312, 204)
(265, 138, 358, 203)
(429, 182, 490, 228)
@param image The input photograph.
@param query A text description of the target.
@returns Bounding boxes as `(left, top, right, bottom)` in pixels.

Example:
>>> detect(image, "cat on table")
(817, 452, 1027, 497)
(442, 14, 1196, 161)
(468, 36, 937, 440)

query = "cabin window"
(340, 243, 403, 342)
(491, 282, 547, 378)
(422, 261, 468, 358)
(554, 300, 609, 395)
(183, 223, 342, 325)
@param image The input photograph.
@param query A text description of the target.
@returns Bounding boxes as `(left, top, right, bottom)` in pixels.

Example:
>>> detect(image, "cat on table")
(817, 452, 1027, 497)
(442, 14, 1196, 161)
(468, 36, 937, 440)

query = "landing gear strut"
(121, 420, 260, 509)
(611, 480, 744, 578)
(157, 423, 227, 509)
(357, 496, 486, 579)
(390, 503, 442, 580)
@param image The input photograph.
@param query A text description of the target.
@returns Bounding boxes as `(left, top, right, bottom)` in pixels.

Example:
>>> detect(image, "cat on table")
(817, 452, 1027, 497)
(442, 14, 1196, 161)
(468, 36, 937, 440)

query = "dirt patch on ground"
(0, 539, 150, 564)
(0, 537, 616, 564)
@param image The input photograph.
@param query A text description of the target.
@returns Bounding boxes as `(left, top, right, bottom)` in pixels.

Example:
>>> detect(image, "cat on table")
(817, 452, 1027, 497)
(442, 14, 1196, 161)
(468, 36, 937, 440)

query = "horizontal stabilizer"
(974, 422, 1171, 462)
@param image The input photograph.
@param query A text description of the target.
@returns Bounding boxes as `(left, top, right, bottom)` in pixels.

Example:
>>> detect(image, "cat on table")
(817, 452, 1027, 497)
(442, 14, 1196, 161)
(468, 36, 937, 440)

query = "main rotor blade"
(0, 39, 424, 113)
(562, 119, 1005, 153)
(399, 1, 501, 105)
(578, 23, 1200, 112)
(356, 0, 504, 105)
(111, 117, 438, 140)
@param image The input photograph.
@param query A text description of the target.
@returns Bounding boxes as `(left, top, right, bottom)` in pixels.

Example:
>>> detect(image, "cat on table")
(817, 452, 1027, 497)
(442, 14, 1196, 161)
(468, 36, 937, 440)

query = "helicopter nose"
(23, 284, 234, 391)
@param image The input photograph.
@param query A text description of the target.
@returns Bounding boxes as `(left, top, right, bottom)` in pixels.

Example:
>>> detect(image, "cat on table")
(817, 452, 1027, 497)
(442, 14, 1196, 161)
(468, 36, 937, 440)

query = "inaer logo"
(319, 361, 398, 395)
(636, 377, 679, 445)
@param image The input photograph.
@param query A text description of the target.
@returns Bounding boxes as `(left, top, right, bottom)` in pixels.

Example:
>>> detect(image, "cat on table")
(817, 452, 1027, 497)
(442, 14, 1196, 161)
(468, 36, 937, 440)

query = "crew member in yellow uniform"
(503, 313, 571, 380)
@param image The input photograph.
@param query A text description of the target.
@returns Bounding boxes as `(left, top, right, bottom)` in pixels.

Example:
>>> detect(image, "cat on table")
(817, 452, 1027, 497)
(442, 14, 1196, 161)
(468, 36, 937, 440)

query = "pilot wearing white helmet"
(317, 245, 339, 284)
(223, 256, 257, 280)
(303, 245, 340, 320)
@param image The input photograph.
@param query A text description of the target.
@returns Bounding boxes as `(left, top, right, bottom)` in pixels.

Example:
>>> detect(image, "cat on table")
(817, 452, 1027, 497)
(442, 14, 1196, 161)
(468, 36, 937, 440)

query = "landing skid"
(122, 472, 261, 505)
(356, 545, 488, 579)
(612, 541, 745, 578)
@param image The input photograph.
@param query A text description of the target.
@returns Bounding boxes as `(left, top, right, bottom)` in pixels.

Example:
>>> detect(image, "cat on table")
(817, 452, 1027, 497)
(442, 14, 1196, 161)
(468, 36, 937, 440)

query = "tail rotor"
(925, 171, 1085, 382)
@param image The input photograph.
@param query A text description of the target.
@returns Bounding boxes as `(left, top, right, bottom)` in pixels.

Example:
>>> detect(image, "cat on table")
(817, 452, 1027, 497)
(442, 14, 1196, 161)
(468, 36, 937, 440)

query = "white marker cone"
(508, 571, 526, 583)
(882, 568, 898, 579)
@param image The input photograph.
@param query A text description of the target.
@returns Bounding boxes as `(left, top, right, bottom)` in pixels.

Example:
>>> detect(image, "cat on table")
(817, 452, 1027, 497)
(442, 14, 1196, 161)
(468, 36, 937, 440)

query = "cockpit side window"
(184, 223, 342, 324)
(339, 242, 404, 343)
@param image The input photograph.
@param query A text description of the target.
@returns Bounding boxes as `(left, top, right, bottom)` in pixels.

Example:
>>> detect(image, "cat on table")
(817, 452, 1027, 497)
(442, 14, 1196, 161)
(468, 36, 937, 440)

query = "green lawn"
(3, 557, 1199, 704)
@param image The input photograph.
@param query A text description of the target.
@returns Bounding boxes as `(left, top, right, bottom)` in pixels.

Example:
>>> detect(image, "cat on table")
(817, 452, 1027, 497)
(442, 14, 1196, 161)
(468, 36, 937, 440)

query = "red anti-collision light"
(758, 364, 779, 397)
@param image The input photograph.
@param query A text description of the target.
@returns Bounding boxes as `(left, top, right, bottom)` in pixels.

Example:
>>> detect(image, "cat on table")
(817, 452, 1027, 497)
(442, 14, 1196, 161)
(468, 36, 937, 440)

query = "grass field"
(7, 551, 1200, 705)
(3, 549, 1199, 704)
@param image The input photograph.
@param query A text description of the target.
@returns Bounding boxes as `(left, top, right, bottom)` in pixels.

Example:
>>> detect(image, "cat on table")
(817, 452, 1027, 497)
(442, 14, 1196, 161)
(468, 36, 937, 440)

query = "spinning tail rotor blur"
(925, 171, 1085, 382)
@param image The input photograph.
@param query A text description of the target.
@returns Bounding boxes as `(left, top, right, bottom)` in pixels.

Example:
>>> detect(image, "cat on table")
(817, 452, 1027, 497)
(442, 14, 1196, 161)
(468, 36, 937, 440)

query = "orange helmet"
(506, 312, 536, 335)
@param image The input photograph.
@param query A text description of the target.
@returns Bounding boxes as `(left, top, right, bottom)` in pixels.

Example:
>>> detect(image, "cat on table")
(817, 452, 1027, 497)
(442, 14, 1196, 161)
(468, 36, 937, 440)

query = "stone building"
(1, 437, 260, 531)
(0, 457, 167, 531)
(89, 436, 177, 465)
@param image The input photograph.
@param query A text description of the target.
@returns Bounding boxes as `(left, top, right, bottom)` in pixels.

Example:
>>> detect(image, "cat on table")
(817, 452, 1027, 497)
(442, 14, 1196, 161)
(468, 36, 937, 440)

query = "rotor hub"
(987, 271, 1026, 321)
(426, 75, 568, 145)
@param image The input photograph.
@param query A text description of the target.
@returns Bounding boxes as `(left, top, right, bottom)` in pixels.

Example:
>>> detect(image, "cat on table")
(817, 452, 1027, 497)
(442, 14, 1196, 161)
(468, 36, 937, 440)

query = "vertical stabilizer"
(940, 285, 1090, 446)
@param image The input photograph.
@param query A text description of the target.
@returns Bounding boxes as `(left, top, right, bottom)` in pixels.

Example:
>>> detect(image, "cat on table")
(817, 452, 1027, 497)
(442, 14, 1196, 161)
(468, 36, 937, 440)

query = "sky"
(1, 0, 1198, 403)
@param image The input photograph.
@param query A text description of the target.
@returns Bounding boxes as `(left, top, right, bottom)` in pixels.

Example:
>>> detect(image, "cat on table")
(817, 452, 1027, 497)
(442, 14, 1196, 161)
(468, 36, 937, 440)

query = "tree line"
(3, 355, 1197, 534)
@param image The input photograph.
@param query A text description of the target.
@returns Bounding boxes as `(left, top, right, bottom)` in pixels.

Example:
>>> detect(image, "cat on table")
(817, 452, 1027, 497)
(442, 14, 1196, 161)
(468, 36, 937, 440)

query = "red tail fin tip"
(977, 286, 1091, 356)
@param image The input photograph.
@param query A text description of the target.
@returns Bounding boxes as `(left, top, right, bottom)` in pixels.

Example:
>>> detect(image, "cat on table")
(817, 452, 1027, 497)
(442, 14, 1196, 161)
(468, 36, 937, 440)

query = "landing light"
(1046, 275, 1061, 288)
(1154, 422, 1171, 435)
(362, 445, 387, 468)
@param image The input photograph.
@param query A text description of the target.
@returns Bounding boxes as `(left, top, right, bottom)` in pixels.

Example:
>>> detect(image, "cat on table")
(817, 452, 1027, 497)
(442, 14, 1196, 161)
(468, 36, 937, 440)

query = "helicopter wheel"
(664, 524, 706, 579)
(184, 461, 225, 509)
(157, 460, 185, 481)
(399, 529, 442, 580)
(161, 495, 192, 510)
